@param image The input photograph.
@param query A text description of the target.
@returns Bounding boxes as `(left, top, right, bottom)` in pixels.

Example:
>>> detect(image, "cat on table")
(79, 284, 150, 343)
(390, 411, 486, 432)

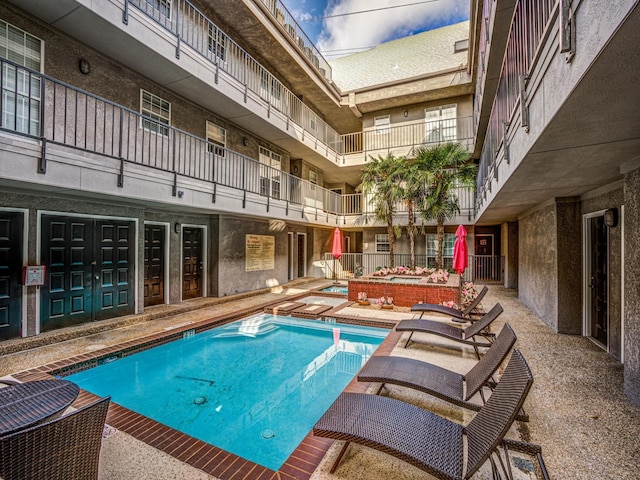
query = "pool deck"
(1, 279, 639, 479)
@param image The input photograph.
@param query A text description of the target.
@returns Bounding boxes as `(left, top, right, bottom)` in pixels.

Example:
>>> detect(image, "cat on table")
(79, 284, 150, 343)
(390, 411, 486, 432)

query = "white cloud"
(317, 0, 469, 57)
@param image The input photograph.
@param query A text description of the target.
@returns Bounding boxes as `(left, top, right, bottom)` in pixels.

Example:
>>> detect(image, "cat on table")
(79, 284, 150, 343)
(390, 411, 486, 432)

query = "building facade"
(1, 0, 639, 406)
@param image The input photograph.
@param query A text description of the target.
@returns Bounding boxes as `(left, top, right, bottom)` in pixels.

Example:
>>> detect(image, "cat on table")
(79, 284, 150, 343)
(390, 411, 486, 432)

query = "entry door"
(589, 216, 608, 346)
(474, 234, 495, 280)
(182, 227, 203, 299)
(0, 212, 24, 340)
(297, 233, 306, 278)
(41, 216, 135, 331)
(144, 224, 165, 306)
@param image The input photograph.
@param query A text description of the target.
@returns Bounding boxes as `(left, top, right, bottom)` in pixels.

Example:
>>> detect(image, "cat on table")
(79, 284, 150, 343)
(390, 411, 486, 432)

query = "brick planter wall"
(348, 277, 459, 307)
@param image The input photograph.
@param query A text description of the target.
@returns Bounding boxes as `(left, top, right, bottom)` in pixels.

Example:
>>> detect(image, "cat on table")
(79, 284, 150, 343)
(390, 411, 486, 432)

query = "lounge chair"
(411, 285, 489, 322)
(0, 396, 110, 480)
(358, 323, 523, 418)
(314, 350, 549, 479)
(396, 303, 504, 358)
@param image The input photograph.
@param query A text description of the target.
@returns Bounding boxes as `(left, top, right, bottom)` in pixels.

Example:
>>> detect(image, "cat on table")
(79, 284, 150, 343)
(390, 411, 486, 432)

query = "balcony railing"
(341, 116, 474, 158)
(0, 58, 343, 217)
(475, 0, 558, 208)
(255, 0, 332, 80)
(126, 0, 341, 157)
(340, 184, 476, 221)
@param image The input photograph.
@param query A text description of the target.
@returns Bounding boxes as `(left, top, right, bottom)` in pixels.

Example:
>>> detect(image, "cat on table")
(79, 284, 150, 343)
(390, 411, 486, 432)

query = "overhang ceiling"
(476, 4, 640, 225)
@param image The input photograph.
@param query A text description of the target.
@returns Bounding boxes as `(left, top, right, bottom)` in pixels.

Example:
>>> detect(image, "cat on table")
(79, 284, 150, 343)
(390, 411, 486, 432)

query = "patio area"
(1, 280, 638, 479)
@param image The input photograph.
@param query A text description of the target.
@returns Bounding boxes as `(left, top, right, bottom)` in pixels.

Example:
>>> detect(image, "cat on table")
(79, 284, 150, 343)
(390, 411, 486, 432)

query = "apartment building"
(1, 0, 638, 407)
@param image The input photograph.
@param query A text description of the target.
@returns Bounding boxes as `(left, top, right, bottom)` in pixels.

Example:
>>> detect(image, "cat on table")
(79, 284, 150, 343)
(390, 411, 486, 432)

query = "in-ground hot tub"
(348, 274, 459, 307)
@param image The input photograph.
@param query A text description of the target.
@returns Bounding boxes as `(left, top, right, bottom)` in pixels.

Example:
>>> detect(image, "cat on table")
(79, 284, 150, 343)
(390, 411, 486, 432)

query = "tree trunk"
(437, 218, 445, 270)
(387, 219, 395, 268)
(407, 201, 416, 269)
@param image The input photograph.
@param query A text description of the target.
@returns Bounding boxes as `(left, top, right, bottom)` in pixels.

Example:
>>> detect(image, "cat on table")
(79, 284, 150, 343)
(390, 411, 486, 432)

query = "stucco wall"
(581, 185, 624, 360)
(623, 167, 640, 406)
(216, 216, 289, 296)
(518, 202, 558, 330)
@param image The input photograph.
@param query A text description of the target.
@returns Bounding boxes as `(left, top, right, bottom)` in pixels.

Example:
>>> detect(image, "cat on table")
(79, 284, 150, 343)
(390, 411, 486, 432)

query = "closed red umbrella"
(453, 225, 468, 306)
(331, 228, 342, 283)
(332, 227, 342, 260)
(452, 225, 468, 274)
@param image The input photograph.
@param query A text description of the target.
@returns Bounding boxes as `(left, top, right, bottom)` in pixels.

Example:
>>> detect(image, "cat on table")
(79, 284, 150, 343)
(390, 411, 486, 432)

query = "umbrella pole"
(458, 273, 463, 307)
(333, 257, 337, 284)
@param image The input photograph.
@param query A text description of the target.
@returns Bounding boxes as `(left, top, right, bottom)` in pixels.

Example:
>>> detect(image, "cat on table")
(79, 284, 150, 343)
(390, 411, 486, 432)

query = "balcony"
(340, 116, 474, 165)
(255, 0, 332, 81)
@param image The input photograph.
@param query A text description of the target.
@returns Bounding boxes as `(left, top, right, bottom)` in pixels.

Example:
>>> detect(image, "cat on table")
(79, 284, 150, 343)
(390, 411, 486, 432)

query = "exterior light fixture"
(174, 223, 181, 234)
(79, 58, 91, 74)
(604, 208, 618, 228)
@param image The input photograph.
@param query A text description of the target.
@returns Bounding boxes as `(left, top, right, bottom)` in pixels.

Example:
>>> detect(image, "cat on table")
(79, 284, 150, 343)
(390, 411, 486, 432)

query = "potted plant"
(357, 292, 370, 305)
(379, 296, 394, 309)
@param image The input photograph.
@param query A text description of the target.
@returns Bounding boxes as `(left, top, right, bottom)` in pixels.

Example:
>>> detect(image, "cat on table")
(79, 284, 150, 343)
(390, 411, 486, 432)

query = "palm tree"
(396, 160, 424, 270)
(357, 153, 403, 268)
(415, 142, 476, 270)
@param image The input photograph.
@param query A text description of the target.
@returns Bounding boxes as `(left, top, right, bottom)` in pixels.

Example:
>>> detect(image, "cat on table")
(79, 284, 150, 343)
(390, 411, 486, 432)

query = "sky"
(279, 0, 469, 59)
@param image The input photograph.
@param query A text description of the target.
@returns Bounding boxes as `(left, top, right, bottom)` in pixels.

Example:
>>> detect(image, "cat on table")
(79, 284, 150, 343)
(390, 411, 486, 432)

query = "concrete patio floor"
(1, 280, 638, 479)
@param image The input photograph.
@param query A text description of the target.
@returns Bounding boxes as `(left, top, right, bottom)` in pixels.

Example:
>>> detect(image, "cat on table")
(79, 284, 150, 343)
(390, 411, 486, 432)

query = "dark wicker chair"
(358, 323, 525, 419)
(314, 350, 549, 479)
(396, 303, 504, 358)
(0, 396, 111, 480)
(411, 285, 489, 322)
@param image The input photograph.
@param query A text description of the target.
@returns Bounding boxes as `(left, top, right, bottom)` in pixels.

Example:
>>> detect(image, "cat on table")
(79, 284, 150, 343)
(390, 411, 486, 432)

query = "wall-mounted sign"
(22, 265, 46, 286)
(245, 235, 275, 272)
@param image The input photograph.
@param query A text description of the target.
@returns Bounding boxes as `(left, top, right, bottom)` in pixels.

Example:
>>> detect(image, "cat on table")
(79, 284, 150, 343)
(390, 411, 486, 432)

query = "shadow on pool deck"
(1, 281, 639, 479)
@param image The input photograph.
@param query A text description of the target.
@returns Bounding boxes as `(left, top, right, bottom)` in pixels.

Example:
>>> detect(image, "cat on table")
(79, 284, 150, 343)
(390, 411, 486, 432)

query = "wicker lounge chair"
(314, 350, 549, 479)
(358, 323, 522, 418)
(396, 303, 503, 358)
(411, 285, 489, 322)
(0, 396, 110, 480)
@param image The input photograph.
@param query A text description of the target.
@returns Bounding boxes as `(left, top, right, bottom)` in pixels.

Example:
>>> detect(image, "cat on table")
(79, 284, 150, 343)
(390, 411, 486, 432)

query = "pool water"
(388, 276, 421, 283)
(66, 314, 386, 471)
(320, 285, 348, 294)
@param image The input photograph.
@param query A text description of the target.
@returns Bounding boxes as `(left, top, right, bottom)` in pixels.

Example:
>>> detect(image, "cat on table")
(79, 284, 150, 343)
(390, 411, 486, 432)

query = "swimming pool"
(66, 313, 386, 471)
(320, 285, 348, 294)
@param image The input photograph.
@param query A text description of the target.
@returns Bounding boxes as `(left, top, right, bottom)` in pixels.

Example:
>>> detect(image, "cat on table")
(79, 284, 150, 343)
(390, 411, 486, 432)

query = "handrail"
(475, 0, 558, 209)
(127, 0, 341, 157)
(0, 57, 342, 216)
(255, 0, 332, 80)
(341, 116, 474, 156)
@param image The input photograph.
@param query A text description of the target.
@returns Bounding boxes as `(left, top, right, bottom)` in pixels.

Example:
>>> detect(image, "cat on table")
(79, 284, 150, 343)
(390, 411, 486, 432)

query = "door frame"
(582, 210, 609, 351)
(144, 221, 170, 306)
(297, 232, 306, 278)
(36, 210, 140, 335)
(0, 207, 29, 338)
(179, 224, 207, 302)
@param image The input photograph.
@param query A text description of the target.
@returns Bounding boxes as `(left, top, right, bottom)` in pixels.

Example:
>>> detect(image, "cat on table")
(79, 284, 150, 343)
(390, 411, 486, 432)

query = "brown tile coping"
(12, 303, 401, 480)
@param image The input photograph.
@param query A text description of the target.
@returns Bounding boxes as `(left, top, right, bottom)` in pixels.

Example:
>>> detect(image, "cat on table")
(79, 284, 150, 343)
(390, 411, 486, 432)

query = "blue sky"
(280, 0, 469, 58)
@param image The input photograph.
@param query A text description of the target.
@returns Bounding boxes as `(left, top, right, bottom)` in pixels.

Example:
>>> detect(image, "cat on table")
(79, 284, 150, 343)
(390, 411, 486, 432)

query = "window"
(0, 21, 42, 135)
(206, 121, 226, 156)
(375, 234, 390, 253)
(425, 104, 457, 144)
(426, 234, 455, 257)
(309, 170, 318, 184)
(260, 70, 282, 108)
(140, 90, 170, 136)
(454, 39, 469, 53)
(208, 24, 226, 62)
(374, 115, 390, 135)
(259, 146, 282, 198)
(145, 0, 171, 19)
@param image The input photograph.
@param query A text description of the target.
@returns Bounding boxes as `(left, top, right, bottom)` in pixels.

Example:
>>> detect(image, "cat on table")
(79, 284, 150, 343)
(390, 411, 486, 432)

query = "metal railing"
(126, 0, 341, 156)
(255, 0, 332, 80)
(341, 116, 474, 157)
(340, 184, 476, 220)
(0, 57, 343, 216)
(476, 0, 558, 208)
(320, 253, 504, 283)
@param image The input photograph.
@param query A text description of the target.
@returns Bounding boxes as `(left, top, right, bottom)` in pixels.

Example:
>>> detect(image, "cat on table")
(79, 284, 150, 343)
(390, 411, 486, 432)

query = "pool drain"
(193, 396, 207, 405)
(261, 429, 275, 439)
